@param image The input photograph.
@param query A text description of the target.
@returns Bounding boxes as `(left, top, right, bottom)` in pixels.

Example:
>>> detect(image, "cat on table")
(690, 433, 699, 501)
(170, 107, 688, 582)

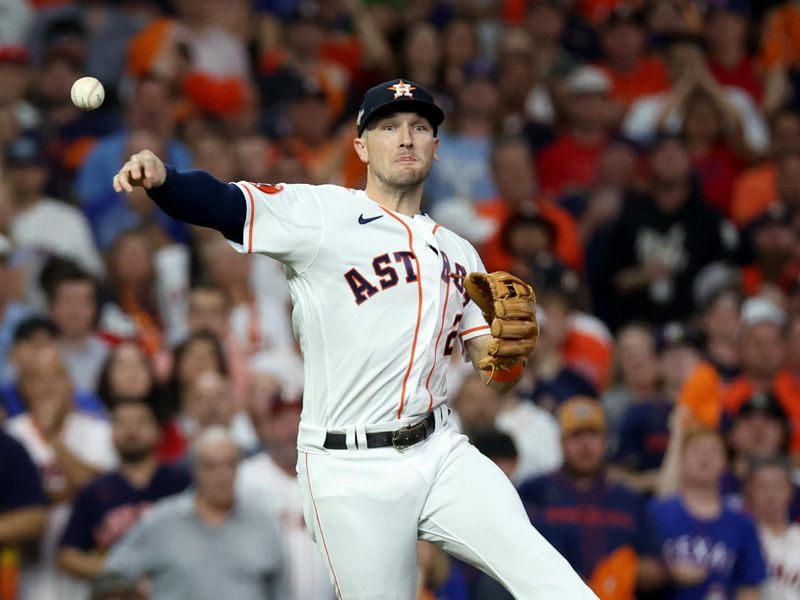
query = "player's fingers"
(128, 156, 144, 181)
(119, 165, 134, 193)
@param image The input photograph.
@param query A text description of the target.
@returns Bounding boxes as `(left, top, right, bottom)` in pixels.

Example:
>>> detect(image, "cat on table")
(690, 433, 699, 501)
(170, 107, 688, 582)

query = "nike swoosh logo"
(358, 214, 383, 225)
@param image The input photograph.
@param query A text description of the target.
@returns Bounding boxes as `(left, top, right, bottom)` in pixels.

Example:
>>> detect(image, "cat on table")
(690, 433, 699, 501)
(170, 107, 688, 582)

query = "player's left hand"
(462, 271, 539, 381)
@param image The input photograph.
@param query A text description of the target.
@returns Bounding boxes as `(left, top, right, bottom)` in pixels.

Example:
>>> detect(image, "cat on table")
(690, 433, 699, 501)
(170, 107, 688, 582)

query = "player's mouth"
(396, 155, 417, 163)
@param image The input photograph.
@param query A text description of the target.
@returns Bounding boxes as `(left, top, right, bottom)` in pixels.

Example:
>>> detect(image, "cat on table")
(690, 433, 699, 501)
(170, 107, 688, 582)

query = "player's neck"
(759, 516, 789, 536)
(364, 179, 423, 217)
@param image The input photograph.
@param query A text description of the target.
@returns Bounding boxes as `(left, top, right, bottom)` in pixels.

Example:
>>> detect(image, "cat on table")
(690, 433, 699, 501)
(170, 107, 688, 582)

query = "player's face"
(562, 428, 606, 478)
(355, 112, 439, 190)
(112, 403, 160, 463)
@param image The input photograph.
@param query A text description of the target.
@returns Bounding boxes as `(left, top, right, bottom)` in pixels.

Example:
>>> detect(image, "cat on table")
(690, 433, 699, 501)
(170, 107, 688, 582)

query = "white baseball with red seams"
(227, 180, 598, 600)
(70, 76, 105, 111)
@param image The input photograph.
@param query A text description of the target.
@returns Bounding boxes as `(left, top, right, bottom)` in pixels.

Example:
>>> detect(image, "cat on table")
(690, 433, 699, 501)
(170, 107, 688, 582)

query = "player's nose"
(398, 123, 413, 147)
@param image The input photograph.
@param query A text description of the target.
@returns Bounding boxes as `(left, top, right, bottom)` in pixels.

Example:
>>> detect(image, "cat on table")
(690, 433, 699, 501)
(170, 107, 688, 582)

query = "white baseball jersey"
(229, 182, 490, 434)
(760, 523, 800, 599)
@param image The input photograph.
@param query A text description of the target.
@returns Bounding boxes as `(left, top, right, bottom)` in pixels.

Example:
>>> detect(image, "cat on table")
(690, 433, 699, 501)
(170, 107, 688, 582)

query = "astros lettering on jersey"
(228, 181, 490, 434)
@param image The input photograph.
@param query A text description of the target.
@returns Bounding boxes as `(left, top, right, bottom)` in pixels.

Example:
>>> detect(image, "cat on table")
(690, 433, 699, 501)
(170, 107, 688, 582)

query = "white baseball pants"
(297, 414, 598, 600)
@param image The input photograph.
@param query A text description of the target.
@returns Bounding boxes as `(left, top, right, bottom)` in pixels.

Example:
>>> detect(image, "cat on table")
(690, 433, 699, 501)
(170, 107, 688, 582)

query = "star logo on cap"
(356, 107, 365, 126)
(388, 80, 416, 99)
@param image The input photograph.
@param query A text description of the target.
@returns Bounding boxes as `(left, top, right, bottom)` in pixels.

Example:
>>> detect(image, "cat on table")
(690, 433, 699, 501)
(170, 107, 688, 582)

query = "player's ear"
(433, 137, 440, 161)
(353, 136, 369, 164)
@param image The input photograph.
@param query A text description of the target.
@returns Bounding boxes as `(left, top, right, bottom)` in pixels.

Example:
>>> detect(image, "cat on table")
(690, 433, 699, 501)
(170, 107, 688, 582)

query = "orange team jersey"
(596, 57, 669, 107)
(680, 363, 800, 453)
(730, 163, 777, 227)
(476, 197, 584, 272)
(761, 3, 800, 70)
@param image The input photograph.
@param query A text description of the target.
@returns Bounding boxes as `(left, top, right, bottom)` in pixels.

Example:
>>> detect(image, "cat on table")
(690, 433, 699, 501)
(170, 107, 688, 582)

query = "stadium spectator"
(519, 396, 665, 598)
(58, 397, 190, 580)
(40, 257, 108, 393)
(704, 0, 761, 105)
(604, 134, 737, 327)
(0, 429, 47, 600)
(200, 235, 295, 356)
(104, 427, 287, 600)
(537, 65, 614, 198)
(2, 316, 105, 419)
(596, 6, 669, 109)
(745, 456, 800, 599)
(730, 108, 800, 228)
(425, 70, 500, 212)
(5, 134, 104, 285)
(5, 346, 116, 599)
(451, 372, 562, 482)
(623, 32, 768, 153)
(179, 369, 257, 453)
(695, 286, 741, 380)
(680, 296, 800, 457)
(652, 425, 766, 599)
(740, 205, 800, 298)
(478, 135, 583, 273)
(238, 393, 334, 600)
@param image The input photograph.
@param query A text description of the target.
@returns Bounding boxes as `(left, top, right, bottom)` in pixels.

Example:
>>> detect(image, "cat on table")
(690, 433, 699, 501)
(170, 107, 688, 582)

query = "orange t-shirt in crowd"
(760, 3, 800, 70)
(596, 57, 669, 107)
(679, 362, 800, 453)
(563, 313, 615, 391)
(730, 163, 777, 227)
(476, 197, 584, 272)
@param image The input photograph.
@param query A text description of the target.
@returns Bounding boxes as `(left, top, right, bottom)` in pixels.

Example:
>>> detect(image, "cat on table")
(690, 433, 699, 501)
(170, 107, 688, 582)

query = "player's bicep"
(230, 182, 323, 272)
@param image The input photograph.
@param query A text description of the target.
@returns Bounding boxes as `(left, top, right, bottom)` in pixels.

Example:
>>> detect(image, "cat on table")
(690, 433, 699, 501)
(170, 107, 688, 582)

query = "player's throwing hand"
(113, 150, 167, 193)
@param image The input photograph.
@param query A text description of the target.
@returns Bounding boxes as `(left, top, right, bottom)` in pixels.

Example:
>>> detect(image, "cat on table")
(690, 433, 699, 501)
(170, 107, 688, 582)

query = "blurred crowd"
(2, 0, 800, 599)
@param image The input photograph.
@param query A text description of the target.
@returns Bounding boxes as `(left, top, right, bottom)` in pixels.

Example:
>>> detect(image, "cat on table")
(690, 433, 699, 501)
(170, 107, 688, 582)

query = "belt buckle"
(391, 422, 418, 451)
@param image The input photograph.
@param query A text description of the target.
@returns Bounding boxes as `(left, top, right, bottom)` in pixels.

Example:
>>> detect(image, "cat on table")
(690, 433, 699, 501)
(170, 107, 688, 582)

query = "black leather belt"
(324, 412, 436, 451)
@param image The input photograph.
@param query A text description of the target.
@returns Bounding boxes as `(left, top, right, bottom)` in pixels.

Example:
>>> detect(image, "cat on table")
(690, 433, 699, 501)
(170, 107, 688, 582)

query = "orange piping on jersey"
(432, 223, 440, 235)
(424, 271, 451, 412)
(380, 208, 423, 419)
(305, 453, 343, 599)
(460, 325, 490, 337)
(241, 183, 256, 253)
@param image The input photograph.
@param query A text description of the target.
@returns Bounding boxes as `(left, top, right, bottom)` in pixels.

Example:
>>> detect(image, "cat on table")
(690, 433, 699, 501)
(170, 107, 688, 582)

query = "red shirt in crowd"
(537, 135, 606, 198)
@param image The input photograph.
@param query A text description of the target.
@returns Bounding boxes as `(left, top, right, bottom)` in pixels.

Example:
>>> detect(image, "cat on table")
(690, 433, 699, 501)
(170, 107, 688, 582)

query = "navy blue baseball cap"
(356, 79, 445, 137)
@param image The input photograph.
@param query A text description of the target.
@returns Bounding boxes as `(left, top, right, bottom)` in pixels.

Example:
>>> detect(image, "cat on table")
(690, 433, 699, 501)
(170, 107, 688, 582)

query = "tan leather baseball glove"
(463, 271, 539, 381)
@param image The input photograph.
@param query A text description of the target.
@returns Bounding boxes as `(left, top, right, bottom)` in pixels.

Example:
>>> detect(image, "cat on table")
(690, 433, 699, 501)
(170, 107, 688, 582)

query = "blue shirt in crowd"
(648, 496, 766, 600)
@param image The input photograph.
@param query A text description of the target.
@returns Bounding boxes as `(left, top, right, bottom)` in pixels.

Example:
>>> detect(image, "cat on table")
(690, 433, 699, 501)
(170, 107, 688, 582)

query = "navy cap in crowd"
(4, 135, 46, 167)
(356, 79, 445, 137)
(737, 392, 786, 421)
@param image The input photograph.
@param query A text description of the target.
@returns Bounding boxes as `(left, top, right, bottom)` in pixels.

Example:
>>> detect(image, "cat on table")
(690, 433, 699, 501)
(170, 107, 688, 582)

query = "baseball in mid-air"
(70, 76, 105, 111)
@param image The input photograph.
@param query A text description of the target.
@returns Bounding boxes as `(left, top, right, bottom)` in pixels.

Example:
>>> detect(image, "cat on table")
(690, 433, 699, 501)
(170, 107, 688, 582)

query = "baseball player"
(112, 78, 596, 600)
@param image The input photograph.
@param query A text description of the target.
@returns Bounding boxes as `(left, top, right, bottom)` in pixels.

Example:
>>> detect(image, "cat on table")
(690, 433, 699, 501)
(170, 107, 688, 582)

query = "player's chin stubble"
(373, 162, 430, 193)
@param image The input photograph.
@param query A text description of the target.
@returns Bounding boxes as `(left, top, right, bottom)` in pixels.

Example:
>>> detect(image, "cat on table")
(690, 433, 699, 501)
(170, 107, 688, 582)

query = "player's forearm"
(0, 507, 47, 544)
(58, 547, 106, 579)
(735, 586, 761, 600)
(147, 166, 247, 243)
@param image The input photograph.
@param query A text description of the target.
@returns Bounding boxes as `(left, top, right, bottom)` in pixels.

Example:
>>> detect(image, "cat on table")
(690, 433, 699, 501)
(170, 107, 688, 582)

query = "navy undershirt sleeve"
(146, 165, 247, 244)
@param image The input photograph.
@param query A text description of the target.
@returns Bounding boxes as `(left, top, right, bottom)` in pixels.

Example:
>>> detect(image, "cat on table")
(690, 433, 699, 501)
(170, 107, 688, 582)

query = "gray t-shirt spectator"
(105, 491, 286, 600)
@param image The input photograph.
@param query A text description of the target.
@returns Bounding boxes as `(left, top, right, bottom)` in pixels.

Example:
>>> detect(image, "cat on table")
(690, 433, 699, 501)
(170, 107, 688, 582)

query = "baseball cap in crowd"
(655, 321, 703, 354)
(0, 45, 30, 65)
(4, 135, 46, 168)
(564, 66, 611, 95)
(558, 396, 606, 436)
(736, 391, 786, 421)
(356, 79, 445, 137)
(739, 296, 786, 329)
